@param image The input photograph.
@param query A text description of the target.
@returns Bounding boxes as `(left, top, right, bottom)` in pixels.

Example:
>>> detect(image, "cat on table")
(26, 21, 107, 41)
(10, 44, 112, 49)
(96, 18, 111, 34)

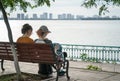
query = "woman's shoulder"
(34, 39, 45, 43)
(17, 37, 34, 43)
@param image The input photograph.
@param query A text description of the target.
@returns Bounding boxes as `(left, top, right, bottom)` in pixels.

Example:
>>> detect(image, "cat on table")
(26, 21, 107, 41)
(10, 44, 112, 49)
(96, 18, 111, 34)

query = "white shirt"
(35, 38, 45, 44)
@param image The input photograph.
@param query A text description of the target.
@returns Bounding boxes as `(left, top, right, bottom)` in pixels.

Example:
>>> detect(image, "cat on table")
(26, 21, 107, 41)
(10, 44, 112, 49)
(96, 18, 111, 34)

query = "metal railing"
(61, 44, 120, 63)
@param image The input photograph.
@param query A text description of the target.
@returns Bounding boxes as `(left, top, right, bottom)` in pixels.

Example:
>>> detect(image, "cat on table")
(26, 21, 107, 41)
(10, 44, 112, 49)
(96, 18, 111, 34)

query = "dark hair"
(21, 24, 33, 34)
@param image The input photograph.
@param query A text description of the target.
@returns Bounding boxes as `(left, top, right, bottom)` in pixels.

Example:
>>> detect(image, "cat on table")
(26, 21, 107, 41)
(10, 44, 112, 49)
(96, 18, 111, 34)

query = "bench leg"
(56, 69, 60, 81)
(52, 61, 70, 81)
(65, 60, 70, 80)
(52, 64, 60, 81)
(1, 59, 5, 71)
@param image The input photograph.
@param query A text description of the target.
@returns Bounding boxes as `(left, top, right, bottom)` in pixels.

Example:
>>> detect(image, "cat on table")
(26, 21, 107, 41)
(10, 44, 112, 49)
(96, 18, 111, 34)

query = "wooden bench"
(0, 42, 70, 81)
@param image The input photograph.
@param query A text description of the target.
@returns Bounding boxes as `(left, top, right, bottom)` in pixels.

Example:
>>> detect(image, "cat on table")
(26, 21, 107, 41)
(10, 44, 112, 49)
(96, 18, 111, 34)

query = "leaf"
(99, 5, 109, 15)
(81, 0, 97, 8)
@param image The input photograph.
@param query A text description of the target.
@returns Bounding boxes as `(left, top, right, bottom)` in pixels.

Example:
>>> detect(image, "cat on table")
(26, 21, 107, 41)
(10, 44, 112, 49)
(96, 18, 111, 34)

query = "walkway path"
(0, 61, 120, 81)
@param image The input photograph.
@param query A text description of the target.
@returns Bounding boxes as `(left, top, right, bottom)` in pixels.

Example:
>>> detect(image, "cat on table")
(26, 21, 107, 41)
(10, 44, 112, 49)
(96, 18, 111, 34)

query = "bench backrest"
(0, 42, 57, 64)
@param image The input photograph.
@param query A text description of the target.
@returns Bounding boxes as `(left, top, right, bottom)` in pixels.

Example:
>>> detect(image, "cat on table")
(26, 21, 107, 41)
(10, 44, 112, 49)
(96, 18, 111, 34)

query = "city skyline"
(1, 0, 120, 18)
(0, 12, 120, 20)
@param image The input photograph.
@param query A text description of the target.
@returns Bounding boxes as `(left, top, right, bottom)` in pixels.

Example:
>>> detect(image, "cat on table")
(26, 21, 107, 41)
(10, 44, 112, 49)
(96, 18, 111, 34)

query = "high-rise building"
(58, 15, 62, 20)
(21, 13, 24, 20)
(40, 14, 44, 19)
(67, 14, 70, 19)
(71, 15, 74, 19)
(40, 12, 48, 19)
(24, 14, 29, 20)
(57, 14, 66, 20)
(112, 16, 117, 18)
(43, 12, 48, 19)
(49, 13, 53, 19)
(76, 15, 84, 20)
(17, 14, 21, 20)
(57, 13, 75, 20)
(33, 14, 38, 19)
(67, 14, 75, 20)
(62, 14, 66, 19)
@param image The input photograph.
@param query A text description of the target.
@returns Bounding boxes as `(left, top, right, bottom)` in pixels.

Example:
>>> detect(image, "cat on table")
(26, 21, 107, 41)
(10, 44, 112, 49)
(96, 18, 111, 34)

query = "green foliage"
(99, 5, 109, 15)
(82, 0, 120, 15)
(1, 0, 120, 15)
(80, 53, 101, 63)
(105, 60, 110, 63)
(87, 65, 102, 71)
(0, 0, 55, 12)
(112, 61, 117, 64)
(80, 53, 118, 64)
(104, 60, 117, 64)
(80, 53, 87, 61)
(81, 0, 97, 8)
(88, 57, 100, 63)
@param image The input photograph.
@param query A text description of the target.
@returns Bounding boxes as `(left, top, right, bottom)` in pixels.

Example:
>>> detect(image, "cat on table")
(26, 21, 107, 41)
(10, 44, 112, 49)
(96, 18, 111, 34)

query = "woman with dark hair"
(17, 23, 34, 43)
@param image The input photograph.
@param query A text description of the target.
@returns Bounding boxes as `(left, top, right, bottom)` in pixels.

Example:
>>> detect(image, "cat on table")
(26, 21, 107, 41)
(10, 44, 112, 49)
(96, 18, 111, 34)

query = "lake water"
(0, 20, 120, 46)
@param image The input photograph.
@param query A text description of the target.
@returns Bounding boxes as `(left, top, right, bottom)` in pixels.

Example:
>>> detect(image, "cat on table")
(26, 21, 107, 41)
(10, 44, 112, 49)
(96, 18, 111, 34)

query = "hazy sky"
(2, 0, 120, 17)
(26, 0, 120, 17)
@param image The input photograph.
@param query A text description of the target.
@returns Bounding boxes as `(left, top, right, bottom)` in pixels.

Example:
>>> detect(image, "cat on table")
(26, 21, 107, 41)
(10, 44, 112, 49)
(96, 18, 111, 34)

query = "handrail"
(61, 44, 120, 63)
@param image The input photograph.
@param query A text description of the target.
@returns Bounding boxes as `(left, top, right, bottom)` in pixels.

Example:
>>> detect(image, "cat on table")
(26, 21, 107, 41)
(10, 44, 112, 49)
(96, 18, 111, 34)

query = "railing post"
(71, 45, 74, 60)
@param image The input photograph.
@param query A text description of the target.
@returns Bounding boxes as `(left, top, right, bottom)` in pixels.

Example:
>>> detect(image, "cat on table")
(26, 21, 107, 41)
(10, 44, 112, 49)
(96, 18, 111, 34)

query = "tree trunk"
(0, 0, 22, 81)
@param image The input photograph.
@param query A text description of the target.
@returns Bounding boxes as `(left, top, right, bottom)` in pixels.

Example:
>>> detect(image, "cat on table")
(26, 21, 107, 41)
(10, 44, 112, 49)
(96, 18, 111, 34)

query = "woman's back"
(17, 37, 33, 43)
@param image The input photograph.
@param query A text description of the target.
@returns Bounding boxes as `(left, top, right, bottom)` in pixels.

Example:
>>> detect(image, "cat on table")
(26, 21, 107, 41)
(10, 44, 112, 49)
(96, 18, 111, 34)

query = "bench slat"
(0, 55, 13, 60)
(0, 52, 12, 54)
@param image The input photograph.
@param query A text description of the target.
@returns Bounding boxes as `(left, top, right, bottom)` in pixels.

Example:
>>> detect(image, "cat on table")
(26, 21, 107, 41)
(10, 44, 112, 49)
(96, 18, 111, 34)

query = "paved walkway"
(0, 61, 120, 81)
